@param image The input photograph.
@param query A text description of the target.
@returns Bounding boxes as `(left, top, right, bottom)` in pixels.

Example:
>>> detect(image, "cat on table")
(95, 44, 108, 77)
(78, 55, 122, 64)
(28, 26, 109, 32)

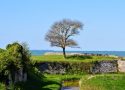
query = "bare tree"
(45, 19, 83, 58)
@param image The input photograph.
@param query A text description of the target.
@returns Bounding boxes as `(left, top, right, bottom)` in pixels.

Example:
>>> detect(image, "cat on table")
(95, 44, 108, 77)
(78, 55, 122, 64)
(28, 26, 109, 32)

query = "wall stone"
(91, 60, 118, 74)
(118, 60, 125, 72)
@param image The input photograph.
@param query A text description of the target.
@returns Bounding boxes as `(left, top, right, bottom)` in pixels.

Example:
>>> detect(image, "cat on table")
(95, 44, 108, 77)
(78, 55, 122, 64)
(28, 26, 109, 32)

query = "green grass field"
(80, 74, 125, 90)
(1, 55, 124, 90)
(31, 55, 118, 63)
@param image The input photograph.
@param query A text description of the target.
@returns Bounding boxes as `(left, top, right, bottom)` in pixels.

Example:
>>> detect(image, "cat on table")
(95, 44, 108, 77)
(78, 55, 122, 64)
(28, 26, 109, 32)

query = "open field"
(80, 74, 125, 90)
(31, 55, 118, 63)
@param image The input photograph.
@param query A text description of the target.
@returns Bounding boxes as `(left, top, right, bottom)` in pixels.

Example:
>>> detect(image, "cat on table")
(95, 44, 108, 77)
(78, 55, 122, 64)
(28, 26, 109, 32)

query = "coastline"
(30, 50, 125, 57)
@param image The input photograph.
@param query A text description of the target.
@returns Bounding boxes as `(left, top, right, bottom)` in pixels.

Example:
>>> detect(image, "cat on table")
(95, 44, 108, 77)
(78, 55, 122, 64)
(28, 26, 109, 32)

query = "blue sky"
(0, 0, 125, 51)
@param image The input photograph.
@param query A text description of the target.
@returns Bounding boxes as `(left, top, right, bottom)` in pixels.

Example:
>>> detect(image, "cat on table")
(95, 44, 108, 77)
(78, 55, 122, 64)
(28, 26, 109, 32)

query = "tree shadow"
(66, 55, 93, 60)
(15, 68, 61, 90)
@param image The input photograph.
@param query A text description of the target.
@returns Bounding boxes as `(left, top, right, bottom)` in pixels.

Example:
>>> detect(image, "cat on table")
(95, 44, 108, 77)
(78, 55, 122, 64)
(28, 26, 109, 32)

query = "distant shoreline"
(30, 50, 125, 57)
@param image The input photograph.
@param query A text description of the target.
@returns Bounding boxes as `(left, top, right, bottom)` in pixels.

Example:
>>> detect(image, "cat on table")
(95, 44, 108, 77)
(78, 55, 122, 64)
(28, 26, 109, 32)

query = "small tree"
(45, 19, 83, 58)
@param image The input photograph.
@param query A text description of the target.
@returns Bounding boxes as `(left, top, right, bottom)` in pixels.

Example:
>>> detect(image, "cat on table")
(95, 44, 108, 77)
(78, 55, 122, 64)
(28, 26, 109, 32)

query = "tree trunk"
(62, 47, 66, 58)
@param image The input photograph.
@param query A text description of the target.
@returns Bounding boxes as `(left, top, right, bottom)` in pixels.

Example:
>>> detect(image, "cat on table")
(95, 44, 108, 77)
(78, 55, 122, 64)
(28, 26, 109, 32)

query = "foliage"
(0, 83, 5, 90)
(0, 42, 31, 75)
(6, 42, 31, 70)
(0, 48, 5, 53)
(0, 42, 31, 89)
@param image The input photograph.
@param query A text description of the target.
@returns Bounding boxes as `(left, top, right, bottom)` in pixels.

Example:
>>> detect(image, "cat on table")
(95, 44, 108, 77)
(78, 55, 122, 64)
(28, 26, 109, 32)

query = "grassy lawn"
(16, 74, 82, 90)
(80, 74, 125, 90)
(31, 55, 118, 63)
(23, 74, 62, 90)
(14, 68, 62, 90)
(2, 73, 125, 90)
(40, 74, 82, 90)
(45, 74, 82, 81)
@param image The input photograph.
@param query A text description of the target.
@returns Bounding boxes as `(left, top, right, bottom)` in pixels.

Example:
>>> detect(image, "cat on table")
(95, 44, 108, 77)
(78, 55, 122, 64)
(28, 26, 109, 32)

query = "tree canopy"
(45, 19, 83, 58)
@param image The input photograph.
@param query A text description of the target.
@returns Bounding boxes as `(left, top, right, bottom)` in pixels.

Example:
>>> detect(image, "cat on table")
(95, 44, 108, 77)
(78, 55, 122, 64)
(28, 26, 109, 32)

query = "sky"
(0, 0, 125, 51)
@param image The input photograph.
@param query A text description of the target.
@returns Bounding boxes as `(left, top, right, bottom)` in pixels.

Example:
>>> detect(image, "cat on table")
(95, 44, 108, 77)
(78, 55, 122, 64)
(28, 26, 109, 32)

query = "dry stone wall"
(37, 60, 125, 74)
(37, 62, 91, 74)
(91, 60, 118, 73)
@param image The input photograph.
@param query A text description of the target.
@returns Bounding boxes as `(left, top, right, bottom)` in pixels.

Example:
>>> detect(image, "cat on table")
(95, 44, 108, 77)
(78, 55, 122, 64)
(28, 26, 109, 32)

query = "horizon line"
(30, 50, 125, 52)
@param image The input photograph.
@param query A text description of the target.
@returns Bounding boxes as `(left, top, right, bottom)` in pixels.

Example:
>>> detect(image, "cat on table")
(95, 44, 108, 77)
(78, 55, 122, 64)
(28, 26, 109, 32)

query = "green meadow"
(30, 55, 125, 90)
(80, 74, 125, 90)
(1, 54, 125, 90)
(31, 55, 118, 63)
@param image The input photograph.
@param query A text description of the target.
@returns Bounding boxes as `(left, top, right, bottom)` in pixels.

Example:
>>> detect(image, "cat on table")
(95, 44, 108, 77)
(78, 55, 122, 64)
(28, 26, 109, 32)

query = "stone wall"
(37, 60, 125, 74)
(39, 62, 66, 74)
(91, 60, 118, 73)
(37, 62, 91, 74)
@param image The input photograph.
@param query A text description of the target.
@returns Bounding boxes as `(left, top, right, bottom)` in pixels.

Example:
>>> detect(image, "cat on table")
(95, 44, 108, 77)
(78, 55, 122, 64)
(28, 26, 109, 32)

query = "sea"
(30, 50, 125, 57)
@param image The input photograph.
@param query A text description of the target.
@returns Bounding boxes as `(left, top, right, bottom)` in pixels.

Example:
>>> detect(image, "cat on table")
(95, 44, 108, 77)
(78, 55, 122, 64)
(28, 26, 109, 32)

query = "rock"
(118, 60, 125, 72)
